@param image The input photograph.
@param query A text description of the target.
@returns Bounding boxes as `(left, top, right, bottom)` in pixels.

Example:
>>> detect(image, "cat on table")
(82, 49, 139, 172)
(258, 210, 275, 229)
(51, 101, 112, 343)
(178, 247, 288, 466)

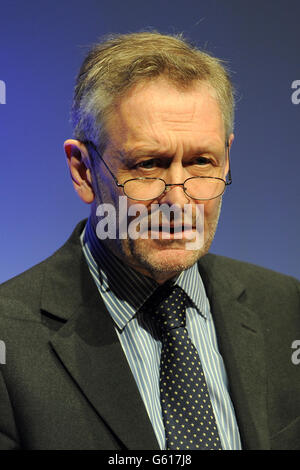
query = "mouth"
(155, 224, 195, 231)
(147, 224, 197, 239)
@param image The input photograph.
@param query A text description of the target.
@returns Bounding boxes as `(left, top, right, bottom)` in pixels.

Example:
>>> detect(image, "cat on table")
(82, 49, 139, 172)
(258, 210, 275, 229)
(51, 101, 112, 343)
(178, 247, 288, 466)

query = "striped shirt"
(81, 218, 242, 450)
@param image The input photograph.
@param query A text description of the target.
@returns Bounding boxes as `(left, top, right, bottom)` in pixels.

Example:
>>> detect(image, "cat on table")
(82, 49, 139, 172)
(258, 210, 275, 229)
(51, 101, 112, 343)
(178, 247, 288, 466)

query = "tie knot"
(150, 284, 188, 335)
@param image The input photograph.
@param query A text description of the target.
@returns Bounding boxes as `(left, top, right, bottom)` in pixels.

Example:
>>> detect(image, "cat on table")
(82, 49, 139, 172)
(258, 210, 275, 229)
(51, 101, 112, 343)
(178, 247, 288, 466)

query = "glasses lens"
(184, 177, 226, 200)
(124, 178, 165, 201)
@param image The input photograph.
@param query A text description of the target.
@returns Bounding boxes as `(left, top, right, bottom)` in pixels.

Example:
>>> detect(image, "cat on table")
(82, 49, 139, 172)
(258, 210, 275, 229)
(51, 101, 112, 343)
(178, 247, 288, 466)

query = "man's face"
(90, 77, 232, 282)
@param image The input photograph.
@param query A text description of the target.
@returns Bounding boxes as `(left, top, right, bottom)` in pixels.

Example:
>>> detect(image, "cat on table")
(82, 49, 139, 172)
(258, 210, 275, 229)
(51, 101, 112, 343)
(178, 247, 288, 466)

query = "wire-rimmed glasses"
(84, 140, 232, 201)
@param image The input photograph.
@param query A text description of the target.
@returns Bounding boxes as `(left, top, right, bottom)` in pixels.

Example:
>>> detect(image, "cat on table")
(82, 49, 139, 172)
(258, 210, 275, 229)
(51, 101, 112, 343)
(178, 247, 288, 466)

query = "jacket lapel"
(198, 255, 270, 449)
(42, 222, 159, 450)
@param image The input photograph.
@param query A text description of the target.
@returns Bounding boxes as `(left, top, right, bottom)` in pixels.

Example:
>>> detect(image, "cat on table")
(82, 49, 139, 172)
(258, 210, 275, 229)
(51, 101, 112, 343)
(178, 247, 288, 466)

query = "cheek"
(94, 173, 120, 205)
(203, 199, 221, 221)
(126, 200, 152, 222)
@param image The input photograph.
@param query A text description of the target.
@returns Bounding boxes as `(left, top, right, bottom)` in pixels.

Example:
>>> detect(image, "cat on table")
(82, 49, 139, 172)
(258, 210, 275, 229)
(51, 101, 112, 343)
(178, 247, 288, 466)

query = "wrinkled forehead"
(103, 77, 225, 153)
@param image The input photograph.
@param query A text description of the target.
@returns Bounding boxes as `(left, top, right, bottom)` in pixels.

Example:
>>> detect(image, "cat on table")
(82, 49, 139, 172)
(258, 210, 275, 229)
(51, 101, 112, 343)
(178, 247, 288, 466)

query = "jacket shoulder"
(199, 252, 300, 302)
(201, 253, 300, 312)
(202, 252, 299, 283)
(0, 220, 87, 322)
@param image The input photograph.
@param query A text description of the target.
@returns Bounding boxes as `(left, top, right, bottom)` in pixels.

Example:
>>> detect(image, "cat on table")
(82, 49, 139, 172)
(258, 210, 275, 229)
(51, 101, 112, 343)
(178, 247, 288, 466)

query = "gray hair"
(71, 31, 235, 152)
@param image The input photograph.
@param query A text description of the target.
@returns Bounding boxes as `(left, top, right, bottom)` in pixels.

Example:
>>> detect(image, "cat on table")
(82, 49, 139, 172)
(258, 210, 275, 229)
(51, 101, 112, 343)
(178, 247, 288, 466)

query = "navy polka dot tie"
(149, 284, 222, 450)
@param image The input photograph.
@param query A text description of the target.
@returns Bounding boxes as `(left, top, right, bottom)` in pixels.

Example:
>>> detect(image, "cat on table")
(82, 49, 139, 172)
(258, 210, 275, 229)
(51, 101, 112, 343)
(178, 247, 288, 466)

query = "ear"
(64, 139, 95, 204)
(228, 133, 234, 149)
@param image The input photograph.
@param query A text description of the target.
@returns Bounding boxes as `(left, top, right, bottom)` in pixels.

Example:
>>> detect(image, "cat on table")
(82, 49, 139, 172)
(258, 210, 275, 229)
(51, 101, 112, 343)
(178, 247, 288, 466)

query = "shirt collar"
(176, 264, 209, 320)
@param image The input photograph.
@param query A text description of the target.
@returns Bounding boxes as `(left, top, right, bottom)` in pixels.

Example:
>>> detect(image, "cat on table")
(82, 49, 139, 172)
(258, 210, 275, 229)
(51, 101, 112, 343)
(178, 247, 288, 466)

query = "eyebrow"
(116, 145, 226, 164)
(114, 150, 165, 168)
(117, 149, 163, 160)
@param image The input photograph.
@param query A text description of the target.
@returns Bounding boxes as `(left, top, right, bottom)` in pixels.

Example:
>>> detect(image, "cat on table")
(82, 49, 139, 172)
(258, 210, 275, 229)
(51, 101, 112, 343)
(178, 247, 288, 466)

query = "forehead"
(104, 77, 225, 152)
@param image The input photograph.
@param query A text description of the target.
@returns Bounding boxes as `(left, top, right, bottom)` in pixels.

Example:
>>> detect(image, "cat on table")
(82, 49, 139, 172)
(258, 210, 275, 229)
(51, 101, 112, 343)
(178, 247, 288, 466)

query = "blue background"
(0, 0, 299, 283)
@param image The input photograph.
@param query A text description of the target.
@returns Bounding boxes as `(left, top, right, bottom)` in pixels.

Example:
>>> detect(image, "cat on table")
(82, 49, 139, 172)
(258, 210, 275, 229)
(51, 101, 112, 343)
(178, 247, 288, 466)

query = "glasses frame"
(83, 140, 232, 201)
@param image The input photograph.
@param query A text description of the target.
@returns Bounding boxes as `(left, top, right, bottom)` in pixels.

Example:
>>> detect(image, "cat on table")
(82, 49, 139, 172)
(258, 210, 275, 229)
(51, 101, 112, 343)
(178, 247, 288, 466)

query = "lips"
(148, 225, 197, 239)
(151, 224, 194, 230)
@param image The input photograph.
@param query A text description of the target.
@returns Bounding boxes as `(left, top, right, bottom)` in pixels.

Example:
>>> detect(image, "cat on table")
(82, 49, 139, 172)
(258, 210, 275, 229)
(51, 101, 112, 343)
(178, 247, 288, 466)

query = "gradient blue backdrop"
(0, 0, 299, 283)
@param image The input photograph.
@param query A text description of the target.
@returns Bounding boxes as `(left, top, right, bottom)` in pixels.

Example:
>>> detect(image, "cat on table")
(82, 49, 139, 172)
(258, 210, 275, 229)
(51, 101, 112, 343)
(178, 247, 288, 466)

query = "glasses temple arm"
(83, 140, 121, 187)
(225, 140, 232, 186)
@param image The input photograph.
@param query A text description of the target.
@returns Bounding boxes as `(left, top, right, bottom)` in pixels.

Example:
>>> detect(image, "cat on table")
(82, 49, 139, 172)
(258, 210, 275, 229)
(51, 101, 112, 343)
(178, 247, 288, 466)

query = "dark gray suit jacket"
(0, 220, 300, 450)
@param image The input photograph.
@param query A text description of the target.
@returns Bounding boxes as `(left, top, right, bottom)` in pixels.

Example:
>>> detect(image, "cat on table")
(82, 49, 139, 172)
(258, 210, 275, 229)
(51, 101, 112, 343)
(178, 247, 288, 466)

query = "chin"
(127, 238, 210, 276)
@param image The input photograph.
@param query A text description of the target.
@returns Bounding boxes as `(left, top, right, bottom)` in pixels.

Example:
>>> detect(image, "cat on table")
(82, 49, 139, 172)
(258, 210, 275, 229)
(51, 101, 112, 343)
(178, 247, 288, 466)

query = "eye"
(133, 158, 159, 170)
(193, 156, 212, 165)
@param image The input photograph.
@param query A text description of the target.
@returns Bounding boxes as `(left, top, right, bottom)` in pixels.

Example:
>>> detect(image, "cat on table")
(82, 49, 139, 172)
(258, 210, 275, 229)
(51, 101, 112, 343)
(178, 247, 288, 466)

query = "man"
(0, 32, 299, 450)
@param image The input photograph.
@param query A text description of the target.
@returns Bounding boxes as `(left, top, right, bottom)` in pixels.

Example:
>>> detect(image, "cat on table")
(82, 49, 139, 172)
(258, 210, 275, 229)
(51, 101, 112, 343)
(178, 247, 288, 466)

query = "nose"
(158, 165, 190, 207)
